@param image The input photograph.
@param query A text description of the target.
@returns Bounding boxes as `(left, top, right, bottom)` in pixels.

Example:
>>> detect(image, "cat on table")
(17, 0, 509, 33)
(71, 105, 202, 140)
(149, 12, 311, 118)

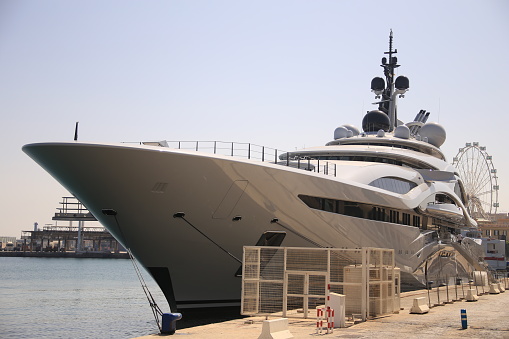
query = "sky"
(1, 1, 508, 237)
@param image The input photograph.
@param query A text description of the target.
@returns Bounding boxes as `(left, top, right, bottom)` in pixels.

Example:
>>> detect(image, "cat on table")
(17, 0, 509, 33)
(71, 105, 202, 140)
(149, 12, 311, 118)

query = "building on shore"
(0, 236, 16, 249)
(477, 213, 509, 240)
(19, 196, 123, 253)
(476, 213, 509, 271)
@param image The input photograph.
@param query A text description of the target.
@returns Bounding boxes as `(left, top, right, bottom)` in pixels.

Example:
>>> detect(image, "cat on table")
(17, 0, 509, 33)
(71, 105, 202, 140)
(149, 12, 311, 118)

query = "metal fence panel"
(242, 247, 398, 320)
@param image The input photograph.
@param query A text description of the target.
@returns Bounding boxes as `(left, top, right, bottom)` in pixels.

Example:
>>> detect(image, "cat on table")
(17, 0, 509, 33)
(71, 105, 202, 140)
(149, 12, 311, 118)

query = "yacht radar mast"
(371, 30, 409, 132)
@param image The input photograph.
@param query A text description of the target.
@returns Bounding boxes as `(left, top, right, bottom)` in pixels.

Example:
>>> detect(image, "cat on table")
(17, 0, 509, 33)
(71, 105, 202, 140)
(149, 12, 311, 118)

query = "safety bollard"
(316, 307, 325, 334)
(326, 307, 334, 334)
(460, 309, 467, 329)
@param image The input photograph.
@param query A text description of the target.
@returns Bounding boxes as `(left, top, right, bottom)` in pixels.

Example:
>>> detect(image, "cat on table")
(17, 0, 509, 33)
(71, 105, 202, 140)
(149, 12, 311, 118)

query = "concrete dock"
(135, 283, 509, 338)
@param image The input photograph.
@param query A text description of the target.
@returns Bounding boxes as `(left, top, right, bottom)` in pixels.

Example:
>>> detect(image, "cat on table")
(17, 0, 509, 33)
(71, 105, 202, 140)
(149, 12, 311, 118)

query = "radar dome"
(395, 75, 409, 91)
(362, 110, 390, 133)
(334, 126, 349, 140)
(419, 122, 446, 147)
(371, 77, 385, 94)
(394, 125, 410, 139)
(341, 124, 360, 136)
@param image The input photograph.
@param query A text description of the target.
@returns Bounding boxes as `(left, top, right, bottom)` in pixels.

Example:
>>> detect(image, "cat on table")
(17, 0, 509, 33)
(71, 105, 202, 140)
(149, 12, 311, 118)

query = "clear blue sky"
(1, 1, 508, 236)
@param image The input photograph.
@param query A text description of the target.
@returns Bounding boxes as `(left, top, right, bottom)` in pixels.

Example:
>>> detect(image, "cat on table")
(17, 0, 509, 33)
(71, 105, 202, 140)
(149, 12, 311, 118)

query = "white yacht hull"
(23, 142, 475, 310)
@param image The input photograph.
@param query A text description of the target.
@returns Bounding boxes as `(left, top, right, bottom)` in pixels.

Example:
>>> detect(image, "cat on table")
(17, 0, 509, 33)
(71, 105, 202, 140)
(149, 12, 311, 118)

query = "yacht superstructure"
(23, 32, 485, 312)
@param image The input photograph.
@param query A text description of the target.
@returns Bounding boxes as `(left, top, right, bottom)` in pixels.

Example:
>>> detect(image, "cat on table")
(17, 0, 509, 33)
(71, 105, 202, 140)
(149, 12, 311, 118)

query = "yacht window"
(435, 194, 455, 205)
(323, 199, 335, 213)
(402, 213, 410, 225)
(298, 194, 421, 228)
(299, 195, 321, 210)
(413, 215, 421, 227)
(369, 177, 417, 194)
(343, 201, 363, 218)
(370, 207, 387, 221)
(390, 210, 400, 223)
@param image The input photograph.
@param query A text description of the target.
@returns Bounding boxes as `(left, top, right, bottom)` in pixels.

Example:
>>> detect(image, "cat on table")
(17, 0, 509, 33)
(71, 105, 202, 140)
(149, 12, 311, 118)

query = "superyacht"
(23, 32, 485, 311)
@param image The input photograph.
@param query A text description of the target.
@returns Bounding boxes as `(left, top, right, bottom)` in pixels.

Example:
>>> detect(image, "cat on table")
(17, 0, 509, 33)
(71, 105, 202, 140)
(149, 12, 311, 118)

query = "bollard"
(316, 307, 335, 334)
(316, 307, 324, 334)
(161, 313, 182, 335)
(460, 309, 467, 329)
(326, 307, 334, 334)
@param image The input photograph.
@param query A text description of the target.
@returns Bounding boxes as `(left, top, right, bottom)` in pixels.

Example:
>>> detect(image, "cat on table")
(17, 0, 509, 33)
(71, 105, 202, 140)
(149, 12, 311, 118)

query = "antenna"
(383, 29, 399, 81)
(382, 30, 400, 131)
(371, 31, 408, 132)
(74, 122, 79, 141)
(386, 29, 395, 63)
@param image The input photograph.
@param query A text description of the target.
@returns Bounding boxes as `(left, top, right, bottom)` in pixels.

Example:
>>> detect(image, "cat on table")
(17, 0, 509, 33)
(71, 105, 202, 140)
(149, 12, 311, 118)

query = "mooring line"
(173, 212, 242, 264)
(102, 209, 164, 332)
(126, 246, 163, 331)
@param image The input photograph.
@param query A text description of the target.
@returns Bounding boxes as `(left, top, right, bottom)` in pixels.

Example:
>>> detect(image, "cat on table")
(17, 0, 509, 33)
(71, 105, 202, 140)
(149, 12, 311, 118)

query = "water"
(0, 257, 166, 339)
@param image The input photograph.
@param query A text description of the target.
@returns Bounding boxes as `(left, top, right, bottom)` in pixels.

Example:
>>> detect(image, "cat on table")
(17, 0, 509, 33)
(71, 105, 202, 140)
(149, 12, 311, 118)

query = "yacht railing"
(127, 140, 339, 178)
(167, 141, 283, 163)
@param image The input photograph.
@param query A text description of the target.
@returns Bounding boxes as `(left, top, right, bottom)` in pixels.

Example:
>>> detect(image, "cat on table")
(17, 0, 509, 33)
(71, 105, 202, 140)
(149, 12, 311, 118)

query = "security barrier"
(241, 247, 399, 321)
(258, 318, 293, 339)
(410, 297, 429, 314)
(316, 307, 334, 334)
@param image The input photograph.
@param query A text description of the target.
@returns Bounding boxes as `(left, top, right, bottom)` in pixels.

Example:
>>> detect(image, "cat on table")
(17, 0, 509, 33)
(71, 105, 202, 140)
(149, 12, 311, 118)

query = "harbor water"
(0, 257, 166, 338)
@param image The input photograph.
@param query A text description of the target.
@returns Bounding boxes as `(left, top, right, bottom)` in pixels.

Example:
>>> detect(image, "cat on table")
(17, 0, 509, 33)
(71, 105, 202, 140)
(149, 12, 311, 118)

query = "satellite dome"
(419, 122, 446, 147)
(395, 75, 410, 91)
(362, 110, 390, 133)
(394, 125, 410, 139)
(342, 124, 360, 136)
(334, 126, 349, 140)
(371, 77, 385, 94)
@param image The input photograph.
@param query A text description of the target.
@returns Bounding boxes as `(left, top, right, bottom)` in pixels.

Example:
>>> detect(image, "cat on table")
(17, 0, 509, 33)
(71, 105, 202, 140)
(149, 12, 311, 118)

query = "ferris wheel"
(452, 142, 499, 220)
